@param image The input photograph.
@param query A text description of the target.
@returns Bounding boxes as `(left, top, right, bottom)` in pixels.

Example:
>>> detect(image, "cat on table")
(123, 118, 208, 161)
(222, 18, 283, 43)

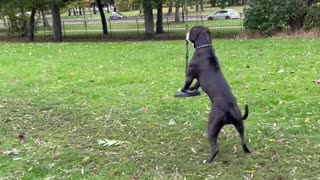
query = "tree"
(29, 7, 37, 41)
(28, 0, 48, 41)
(167, 0, 173, 15)
(143, 0, 154, 39)
(244, 0, 318, 35)
(304, 1, 320, 30)
(200, 0, 204, 11)
(209, 0, 217, 7)
(96, 0, 108, 35)
(50, 0, 63, 42)
(1, 0, 29, 36)
(217, 0, 227, 9)
(156, 0, 164, 34)
(174, 0, 180, 22)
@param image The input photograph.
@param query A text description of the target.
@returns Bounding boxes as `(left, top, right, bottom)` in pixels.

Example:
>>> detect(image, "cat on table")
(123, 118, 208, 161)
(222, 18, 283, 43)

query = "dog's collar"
(196, 44, 212, 50)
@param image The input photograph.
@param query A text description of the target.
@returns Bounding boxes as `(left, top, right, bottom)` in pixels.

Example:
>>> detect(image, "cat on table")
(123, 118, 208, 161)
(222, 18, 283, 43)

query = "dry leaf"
(312, 80, 320, 84)
(97, 139, 131, 146)
(232, 145, 238, 153)
(168, 119, 176, 126)
(304, 118, 311, 124)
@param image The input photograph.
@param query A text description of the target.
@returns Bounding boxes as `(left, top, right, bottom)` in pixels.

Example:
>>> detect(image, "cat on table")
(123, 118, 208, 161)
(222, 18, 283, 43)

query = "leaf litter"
(97, 139, 131, 147)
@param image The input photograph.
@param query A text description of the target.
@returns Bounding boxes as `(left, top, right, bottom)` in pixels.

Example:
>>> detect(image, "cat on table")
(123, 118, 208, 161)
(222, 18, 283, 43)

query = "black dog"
(181, 26, 250, 163)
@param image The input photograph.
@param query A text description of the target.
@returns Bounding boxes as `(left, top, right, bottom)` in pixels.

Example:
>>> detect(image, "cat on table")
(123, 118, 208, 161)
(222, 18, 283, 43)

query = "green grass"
(1, 39, 320, 179)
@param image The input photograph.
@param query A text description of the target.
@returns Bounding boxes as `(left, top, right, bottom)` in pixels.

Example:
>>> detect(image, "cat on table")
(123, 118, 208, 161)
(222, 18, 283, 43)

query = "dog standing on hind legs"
(180, 26, 251, 163)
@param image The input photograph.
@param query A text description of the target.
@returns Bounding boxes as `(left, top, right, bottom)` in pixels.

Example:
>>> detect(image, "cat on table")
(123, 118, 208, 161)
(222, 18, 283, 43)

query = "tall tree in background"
(143, 0, 154, 39)
(200, 0, 204, 11)
(29, 6, 37, 41)
(96, 0, 108, 34)
(195, 0, 199, 12)
(167, 0, 173, 15)
(174, 0, 180, 22)
(50, 0, 63, 42)
(28, 0, 48, 41)
(156, 0, 164, 34)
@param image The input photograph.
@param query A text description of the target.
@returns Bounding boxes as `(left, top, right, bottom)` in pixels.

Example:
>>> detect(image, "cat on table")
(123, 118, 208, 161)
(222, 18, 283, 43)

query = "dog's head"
(186, 26, 212, 49)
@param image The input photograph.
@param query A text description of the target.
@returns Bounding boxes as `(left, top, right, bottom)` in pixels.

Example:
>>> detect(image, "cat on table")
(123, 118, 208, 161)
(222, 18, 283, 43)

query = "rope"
(184, 0, 189, 76)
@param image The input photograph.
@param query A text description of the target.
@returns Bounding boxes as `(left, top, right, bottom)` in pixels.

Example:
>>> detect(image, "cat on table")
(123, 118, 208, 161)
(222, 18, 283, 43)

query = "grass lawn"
(0, 39, 320, 179)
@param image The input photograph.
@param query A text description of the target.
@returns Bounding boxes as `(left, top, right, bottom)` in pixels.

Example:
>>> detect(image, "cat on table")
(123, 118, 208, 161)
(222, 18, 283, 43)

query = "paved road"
(57, 16, 239, 25)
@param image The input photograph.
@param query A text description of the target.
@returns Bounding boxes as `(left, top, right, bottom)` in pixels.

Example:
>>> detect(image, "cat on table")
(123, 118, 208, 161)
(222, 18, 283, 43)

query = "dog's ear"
(188, 28, 201, 42)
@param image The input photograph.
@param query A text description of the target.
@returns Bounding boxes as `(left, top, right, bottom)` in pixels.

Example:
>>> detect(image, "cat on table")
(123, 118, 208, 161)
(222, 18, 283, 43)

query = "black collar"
(196, 44, 212, 50)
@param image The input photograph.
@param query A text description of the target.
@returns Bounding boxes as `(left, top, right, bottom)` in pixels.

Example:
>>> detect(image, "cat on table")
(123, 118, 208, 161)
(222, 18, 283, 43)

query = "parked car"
(207, 9, 240, 20)
(110, 12, 127, 20)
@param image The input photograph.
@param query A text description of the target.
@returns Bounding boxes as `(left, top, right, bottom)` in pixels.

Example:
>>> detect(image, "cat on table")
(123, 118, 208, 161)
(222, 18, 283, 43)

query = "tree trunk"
(96, 0, 108, 35)
(41, 10, 49, 27)
(93, 3, 97, 14)
(196, 0, 199, 12)
(200, 0, 204, 11)
(167, 0, 173, 15)
(174, 1, 180, 22)
(143, 0, 154, 39)
(3, 14, 7, 27)
(79, 7, 82, 15)
(156, 2, 164, 34)
(19, 6, 28, 37)
(289, 18, 304, 32)
(181, 2, 185, 22)
(29, 8, 36, 41)
(106, 4, 110, 13)
(50, 0, 63, 42)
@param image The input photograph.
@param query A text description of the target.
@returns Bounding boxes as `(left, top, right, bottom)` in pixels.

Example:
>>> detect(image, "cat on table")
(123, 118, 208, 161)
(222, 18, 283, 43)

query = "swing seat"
(174, 89, 201, 98)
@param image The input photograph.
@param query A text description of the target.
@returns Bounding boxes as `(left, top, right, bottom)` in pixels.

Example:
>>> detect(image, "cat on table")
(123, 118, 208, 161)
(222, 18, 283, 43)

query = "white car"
(110, 12, 127, 20)
(207, 9, 240, 20)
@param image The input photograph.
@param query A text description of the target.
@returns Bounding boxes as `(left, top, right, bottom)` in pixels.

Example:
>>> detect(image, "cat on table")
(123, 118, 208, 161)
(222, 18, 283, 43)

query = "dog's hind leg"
(206, 111, 224, 163)
(234, 122, 250, 153)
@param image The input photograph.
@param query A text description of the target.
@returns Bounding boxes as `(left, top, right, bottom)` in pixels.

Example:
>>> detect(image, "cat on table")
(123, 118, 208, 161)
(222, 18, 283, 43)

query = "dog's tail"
(242, 104, 249, 120)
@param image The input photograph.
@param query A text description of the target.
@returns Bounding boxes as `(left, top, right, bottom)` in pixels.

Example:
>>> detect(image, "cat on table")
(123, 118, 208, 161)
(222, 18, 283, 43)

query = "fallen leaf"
(277, 68, 285, 73)
(191, 148, 197, 153)
(245, 170, 255, 180)
(313, 80, 320, 84)
(5, 149, 20, 155)
(0, 150, 5, 154)
(305, 118, 311, 124)
(232, 145, 238, 153)
(81, 167, 84, 175)
(97, 139, 131, 147)
(168, 119, 176, 126)
(82, 156, 90, 163)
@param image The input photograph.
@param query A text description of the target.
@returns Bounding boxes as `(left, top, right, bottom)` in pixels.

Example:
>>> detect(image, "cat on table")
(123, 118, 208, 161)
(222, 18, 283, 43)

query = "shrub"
(304, 3, 320, 30)
(243, 0, 289, 36)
